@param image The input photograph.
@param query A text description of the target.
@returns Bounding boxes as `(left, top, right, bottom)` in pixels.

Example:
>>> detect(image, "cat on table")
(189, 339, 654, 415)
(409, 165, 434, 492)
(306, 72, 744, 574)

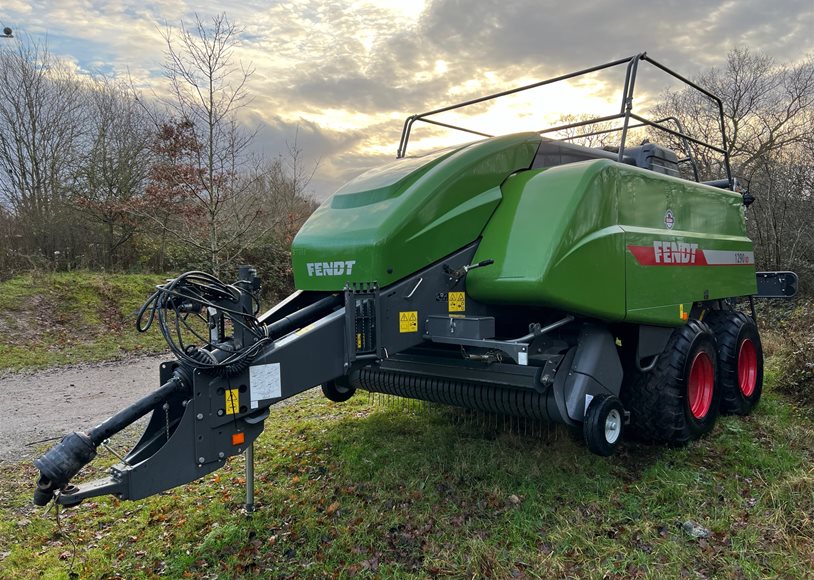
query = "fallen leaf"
(360, 557, 379, 572)
(326, 502, 340, 516)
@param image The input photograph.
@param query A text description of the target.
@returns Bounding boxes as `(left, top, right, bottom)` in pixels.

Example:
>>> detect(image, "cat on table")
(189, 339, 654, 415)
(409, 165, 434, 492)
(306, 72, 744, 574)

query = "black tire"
(321, 379, 356, 403)
(622, 319, 720, 445)
(705, 311, 763, 415)
(583, 394, 625, 457)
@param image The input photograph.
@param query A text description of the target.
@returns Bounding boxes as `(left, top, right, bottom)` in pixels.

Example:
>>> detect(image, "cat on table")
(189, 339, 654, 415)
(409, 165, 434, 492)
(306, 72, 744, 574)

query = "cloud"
(2, 0, 811, 197)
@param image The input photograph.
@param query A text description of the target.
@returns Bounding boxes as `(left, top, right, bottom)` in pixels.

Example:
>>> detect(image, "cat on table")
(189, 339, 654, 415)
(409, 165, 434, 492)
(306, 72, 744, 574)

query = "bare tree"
(0, 38, 87, 262)
(747, 144, 814, 287)
(74, 78, 154, 268)
(651, 48, 814, 291)
(652, 48, 814, 180)
(552, 114, 631, 149)
(236, 154, 319, 298)
(157, 12, 262, 275)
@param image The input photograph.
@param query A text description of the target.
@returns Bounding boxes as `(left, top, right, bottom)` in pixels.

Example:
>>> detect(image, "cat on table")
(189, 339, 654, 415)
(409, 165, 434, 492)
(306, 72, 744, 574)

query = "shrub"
(771, 300, 814, 409)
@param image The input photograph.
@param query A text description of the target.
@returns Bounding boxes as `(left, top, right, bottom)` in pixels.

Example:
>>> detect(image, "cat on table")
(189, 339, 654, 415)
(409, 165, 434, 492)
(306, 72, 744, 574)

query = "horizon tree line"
(0, 20, 811, 294)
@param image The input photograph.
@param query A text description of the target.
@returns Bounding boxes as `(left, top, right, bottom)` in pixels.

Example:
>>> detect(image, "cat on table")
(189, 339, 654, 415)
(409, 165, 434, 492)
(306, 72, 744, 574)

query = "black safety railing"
(396, 53, 731, 185)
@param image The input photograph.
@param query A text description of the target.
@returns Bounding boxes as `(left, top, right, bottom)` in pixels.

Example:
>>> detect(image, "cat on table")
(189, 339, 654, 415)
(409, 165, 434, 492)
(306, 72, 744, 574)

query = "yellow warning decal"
(448, 291, 465, 312)
(679, 303, 689, 321)
(225, 389, 240, 415)
(399, 311, 418, 333)
(356, 333, 362, 349)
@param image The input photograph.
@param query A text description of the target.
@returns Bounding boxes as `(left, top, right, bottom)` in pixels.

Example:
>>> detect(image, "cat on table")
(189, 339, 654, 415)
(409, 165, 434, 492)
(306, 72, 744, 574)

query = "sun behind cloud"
(1, 0, 810, 198)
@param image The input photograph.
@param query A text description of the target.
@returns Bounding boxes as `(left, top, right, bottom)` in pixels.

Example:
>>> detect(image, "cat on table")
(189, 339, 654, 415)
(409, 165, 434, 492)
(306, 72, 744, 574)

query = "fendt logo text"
(306, 260, 356, 277)
(653, 241, 698, 264)
(628, 242, 755, 267)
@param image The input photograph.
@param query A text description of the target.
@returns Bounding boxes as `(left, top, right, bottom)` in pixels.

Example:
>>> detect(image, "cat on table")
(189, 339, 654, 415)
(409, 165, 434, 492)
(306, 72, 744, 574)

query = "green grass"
(0, 271, 168, 372)
(1, 284, 810, 576)
(1, 375, 812, 578)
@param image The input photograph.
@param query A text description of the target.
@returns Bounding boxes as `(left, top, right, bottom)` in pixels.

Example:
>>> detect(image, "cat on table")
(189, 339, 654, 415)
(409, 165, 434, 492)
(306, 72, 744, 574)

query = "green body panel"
(466, 161, 628, 319)
(467, 159, 756, 326)
(291, 133, 541, 290)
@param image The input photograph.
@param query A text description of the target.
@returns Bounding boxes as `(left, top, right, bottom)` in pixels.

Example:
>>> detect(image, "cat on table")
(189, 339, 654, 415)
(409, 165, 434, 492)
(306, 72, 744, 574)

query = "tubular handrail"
(396, 53, 732, 186)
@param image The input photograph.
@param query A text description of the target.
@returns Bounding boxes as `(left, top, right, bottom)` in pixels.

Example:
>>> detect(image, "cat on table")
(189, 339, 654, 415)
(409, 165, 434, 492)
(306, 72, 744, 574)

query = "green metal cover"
(291, 133, 541, 289)
(466, 159, 755, 325)
(292, 132, 755, 327)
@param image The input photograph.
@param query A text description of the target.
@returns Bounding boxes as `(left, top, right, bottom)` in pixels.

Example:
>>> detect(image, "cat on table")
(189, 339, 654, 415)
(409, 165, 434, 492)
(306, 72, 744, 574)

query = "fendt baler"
(34, 53, 798, 508)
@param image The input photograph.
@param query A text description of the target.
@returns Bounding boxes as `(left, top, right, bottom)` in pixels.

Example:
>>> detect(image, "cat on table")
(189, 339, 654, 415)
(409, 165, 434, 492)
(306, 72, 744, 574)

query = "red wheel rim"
(688, 351, 714, 419)
(737, 339, 758, 397)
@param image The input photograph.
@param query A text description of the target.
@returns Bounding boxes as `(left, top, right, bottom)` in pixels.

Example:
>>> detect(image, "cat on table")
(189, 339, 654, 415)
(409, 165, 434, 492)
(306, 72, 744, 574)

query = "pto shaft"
(33, 368, 190, 506)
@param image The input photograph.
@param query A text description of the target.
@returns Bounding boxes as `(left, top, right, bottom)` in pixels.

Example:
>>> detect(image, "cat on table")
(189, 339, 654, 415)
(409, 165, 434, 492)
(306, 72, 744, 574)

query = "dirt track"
(0, 354, 170, 462)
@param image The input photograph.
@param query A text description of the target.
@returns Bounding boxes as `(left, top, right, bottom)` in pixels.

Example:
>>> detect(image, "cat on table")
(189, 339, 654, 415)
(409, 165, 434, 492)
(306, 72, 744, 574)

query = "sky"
(1, 0, 812, 198)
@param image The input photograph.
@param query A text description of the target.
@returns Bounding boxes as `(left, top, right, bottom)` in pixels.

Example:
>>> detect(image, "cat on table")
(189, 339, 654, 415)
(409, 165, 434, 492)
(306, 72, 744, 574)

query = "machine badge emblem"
(664, 209, 675, 230)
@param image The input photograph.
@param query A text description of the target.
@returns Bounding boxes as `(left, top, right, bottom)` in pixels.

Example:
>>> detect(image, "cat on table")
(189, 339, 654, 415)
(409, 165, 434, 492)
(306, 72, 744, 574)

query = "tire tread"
(622, 320, 718, 445)
(705, 310, 763, 415)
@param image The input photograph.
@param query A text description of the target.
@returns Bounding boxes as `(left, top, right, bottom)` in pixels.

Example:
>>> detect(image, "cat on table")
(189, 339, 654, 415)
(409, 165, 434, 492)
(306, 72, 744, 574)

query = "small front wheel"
(321, 379, 356, 402)
(583, 394, 625, 457)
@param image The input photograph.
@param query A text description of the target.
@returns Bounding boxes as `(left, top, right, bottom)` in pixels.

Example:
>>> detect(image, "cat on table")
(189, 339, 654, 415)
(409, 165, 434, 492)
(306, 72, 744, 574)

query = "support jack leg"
(245, 443, 255, 514)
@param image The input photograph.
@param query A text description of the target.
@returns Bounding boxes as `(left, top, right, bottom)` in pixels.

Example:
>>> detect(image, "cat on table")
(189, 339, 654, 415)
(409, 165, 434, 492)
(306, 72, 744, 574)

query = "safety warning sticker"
(399, 311, 418, 333)
(249, 362, 282, 409)
(448, 291, 465, 312)
(225, 389, 240, 415)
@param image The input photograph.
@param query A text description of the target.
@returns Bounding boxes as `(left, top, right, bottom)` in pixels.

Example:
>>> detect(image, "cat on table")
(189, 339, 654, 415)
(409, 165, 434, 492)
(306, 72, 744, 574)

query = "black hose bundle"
(136, 271, 269, 375)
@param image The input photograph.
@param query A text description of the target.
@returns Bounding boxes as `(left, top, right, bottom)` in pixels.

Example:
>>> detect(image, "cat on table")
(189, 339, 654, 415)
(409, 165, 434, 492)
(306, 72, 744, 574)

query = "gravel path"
(0, 354, 171, 462)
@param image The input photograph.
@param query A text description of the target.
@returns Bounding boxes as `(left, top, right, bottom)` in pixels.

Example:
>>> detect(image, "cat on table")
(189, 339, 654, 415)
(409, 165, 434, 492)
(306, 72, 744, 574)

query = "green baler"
(293, 134, 756, 326)
(34, 53, 798, 508)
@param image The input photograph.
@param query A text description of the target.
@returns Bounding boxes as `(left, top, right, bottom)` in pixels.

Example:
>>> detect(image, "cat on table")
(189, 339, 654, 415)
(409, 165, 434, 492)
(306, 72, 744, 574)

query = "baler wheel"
(705, 311, 763, 415)
(321, 379, 356, 403)
(583, 394, 625, 456)
(622, 320, 720, 445)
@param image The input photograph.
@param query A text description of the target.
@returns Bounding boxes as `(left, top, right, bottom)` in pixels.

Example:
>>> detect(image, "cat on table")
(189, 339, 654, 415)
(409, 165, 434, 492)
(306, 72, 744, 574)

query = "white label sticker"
(584, 393, 594, 416)
(249, 363, 282, 409)
(518, 351, 528, 366)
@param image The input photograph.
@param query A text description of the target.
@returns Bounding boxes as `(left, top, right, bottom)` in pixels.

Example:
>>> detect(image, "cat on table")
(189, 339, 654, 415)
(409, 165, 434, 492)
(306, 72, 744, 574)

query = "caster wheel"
(583, 394, 625, 457)
(321, 379, 356, 402)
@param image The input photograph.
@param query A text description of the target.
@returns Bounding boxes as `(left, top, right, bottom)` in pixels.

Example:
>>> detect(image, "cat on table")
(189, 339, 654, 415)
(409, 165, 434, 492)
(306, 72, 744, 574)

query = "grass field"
(1, 362, 812, 578)
(1, 273, 811, 577)
(0, 272, 167, 372)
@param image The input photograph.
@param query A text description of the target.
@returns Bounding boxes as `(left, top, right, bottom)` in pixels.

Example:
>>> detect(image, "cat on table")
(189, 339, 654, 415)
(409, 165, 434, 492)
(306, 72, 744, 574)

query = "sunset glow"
(1, 0, 809, 196)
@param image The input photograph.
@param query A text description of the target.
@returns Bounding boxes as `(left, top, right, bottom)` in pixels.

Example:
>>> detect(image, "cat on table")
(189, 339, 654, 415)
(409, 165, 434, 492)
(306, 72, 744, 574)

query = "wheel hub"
(604, 408, 622, 444)
(737, 339, 758, 397)
(688, 351, 714, 419)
